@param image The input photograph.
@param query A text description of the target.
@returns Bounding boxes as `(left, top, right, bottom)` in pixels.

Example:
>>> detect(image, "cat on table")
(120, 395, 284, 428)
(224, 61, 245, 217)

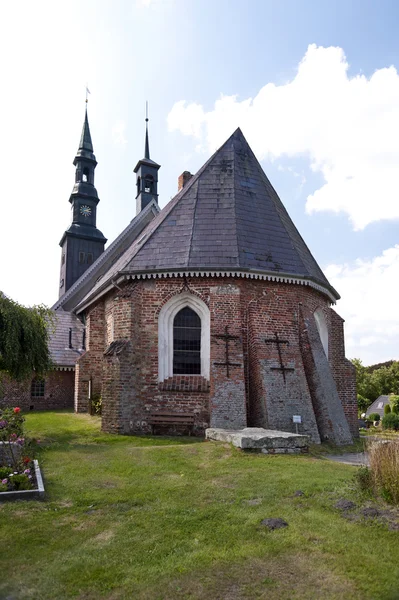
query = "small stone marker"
(335, 499, 356, 511)
(293, 490, 304, 497)
(260, 518, 288, 530)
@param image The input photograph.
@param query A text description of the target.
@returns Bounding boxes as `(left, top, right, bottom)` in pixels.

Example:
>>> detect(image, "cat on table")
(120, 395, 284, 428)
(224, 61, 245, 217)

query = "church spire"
(76, 107, 95, 162)
(134, 104, 160, 215)
(58, 105, 107, 298)
(79, 107, 94, 153)
(144, 101, 150, 159)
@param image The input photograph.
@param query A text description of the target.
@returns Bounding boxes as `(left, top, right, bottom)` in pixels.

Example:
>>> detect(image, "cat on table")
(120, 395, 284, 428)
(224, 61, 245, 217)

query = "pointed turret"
(134, 106, 160, 215)
(77, 108, 95, 159)
(58, 107, 107, 298)
(144, 114, 150, 159)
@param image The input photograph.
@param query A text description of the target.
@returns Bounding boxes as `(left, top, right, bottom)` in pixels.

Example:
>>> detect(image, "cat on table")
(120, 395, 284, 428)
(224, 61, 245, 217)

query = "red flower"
(13, 407, 21, 414)
(23, 457, 31, 464)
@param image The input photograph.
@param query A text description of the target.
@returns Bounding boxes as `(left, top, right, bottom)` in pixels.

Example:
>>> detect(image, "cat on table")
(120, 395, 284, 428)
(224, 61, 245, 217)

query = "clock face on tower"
(80, 205, 92, 217)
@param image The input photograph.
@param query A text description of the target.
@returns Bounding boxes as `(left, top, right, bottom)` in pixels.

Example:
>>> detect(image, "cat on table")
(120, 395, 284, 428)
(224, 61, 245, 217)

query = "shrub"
(384, 404, 391, 414)
(368, 440, 399, 504)
(354, 466, 372, 492)
(90, 394, 102, 416)
(368, 413, 380, 422)
(0, 407, 36, 492)
(382, 413, 399, 431)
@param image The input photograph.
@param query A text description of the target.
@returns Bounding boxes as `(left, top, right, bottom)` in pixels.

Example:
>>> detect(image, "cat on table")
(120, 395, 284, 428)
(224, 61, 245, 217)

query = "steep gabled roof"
(53, 200, 159, 312)
(48, 309, 85, 367)
(76, 128, 338, 311)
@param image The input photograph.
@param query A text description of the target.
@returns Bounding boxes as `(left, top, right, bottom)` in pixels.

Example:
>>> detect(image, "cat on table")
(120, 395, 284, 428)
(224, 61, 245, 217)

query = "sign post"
(293, 415, 302, 434)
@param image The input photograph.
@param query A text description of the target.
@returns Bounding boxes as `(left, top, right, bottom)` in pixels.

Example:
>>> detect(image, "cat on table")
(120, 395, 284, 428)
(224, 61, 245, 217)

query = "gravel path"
(325, 452, 369, 466)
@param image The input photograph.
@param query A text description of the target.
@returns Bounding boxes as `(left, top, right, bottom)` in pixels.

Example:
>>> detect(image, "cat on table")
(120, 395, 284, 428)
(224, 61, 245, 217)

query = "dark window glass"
(87, 253, 93, 265)
(173, 307, 201, 374)
(31, 377, 45, 398)
(144, 175, 153, 193)
(79, 252, 85, 264)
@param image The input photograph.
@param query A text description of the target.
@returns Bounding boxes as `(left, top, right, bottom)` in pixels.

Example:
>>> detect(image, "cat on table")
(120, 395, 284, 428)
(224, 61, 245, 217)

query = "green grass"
(0, 411, 398, 600)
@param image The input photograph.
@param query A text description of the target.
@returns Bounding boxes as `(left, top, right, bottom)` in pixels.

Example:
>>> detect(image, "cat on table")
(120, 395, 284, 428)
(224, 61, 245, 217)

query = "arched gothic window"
(314, 308, 329, 358)
(83, 167, 90, 182)
(173, 307, 201, 374)
(158, 292, 210, 381)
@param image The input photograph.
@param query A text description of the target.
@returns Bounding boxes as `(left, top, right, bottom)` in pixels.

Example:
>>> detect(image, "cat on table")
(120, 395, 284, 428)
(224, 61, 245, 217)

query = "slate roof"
(365, 395, 391, 418)
(48, 310, 85, 367)
(76, 128, 339, 310)
(76, 108, 96, 162)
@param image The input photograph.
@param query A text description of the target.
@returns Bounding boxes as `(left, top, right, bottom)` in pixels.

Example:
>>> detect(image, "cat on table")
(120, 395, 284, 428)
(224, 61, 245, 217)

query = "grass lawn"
(0, 411, 398, 600)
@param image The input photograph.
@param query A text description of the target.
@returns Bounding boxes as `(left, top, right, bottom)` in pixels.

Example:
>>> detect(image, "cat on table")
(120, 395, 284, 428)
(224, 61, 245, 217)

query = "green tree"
(0, 293, 53, 380)
(352, 358, 377, 403)
(391, 395, 399, 415)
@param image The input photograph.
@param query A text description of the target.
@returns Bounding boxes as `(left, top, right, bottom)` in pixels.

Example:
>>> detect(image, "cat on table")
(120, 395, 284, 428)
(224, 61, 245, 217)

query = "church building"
(3, 109, 358, 445)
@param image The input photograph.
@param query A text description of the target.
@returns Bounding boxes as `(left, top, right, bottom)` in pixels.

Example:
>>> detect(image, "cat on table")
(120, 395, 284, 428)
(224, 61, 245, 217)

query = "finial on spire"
(144, 101, 150, 159)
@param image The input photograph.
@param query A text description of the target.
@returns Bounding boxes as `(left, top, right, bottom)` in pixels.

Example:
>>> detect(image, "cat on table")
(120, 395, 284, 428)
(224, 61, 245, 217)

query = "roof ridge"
(236, 130, 338, 296)
(53, 200, 159, 310)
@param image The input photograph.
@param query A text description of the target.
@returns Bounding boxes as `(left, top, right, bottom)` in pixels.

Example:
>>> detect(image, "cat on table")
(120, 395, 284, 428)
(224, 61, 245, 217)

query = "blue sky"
(1, 0, 399, 364)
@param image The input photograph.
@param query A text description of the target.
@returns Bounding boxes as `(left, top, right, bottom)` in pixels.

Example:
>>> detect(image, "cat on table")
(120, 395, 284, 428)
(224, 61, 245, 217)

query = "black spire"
(58, 105, 107, 297)
(134, 103, 160, 215)
(144, 101, 150, 159)
(77, 107, 95, 161)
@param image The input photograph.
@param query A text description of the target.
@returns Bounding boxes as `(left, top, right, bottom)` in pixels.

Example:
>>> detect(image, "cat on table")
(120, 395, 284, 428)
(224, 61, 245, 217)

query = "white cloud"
(326, 246, 399, 364)
(167, 44, 399, 230)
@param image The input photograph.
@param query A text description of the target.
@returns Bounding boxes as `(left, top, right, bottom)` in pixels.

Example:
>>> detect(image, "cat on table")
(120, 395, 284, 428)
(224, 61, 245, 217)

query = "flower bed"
(0, 407, 45, 501)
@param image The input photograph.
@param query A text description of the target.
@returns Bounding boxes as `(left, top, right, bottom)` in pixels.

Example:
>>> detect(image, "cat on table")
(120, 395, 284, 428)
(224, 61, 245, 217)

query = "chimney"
(178, 171, 193, 192)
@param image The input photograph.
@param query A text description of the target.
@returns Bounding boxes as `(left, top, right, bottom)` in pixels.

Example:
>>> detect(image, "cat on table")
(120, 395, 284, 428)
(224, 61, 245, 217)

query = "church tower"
(59, 108, 107, 297)
(134, 109, 160, 215)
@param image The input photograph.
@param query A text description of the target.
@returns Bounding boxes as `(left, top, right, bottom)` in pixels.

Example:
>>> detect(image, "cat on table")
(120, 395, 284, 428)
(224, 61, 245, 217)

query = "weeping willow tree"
(0, 293, 53, 380)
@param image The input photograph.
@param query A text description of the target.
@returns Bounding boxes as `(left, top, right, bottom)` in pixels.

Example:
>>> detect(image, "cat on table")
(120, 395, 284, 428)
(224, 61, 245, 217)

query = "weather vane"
(86, 85, 91, 104)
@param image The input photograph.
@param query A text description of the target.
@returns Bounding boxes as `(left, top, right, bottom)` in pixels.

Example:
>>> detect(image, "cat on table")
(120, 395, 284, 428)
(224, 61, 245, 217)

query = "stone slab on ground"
(205, 427, 309, 453)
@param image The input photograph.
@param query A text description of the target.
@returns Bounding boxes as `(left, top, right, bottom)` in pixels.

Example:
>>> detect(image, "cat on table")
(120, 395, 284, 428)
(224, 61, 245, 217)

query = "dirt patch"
(335, 499, 356, 511)
(137, 553, 359, 600)
(337, 499, 399, 530)
(92, 529, 115, 544)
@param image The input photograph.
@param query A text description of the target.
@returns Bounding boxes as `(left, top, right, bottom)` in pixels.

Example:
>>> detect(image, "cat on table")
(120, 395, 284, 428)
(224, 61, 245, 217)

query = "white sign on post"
(293, 415, 302, 424)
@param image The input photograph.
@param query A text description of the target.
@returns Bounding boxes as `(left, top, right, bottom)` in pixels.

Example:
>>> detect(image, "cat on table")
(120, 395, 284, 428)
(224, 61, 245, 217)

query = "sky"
(0, 0, 399, 365)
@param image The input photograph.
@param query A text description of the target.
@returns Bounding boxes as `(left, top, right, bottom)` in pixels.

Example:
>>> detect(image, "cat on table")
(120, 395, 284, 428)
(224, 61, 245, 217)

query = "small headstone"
(260, 518, 288, 530)
(335, 499, 356, 511)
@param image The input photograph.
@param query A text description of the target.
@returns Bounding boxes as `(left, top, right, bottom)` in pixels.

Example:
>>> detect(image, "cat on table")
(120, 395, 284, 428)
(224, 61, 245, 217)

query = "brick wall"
(81, 275, 356, 442)
(1, 370, 75, 411)
(329, 308, 358, 438)
(75, 300, 107, 413)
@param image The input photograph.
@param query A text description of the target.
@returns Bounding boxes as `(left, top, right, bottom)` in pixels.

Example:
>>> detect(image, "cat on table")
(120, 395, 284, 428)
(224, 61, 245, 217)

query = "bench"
(148, 411, 195, 436)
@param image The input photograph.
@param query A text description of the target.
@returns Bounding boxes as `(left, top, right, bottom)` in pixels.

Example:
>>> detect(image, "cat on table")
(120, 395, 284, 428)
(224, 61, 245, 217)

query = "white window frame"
(158, 292, 210, 382)
(314, 308, 329, 359)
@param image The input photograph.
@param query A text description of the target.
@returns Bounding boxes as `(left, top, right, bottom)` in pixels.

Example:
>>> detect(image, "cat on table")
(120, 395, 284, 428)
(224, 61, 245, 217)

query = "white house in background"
(365, 395, 391, 418)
